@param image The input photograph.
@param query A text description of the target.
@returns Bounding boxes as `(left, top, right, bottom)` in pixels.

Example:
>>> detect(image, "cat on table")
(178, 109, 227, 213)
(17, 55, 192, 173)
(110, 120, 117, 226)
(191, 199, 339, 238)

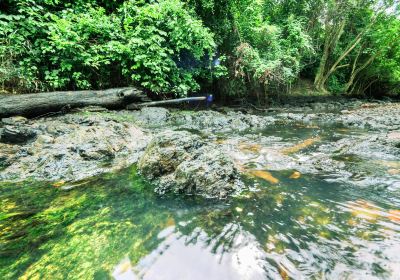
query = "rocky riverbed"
(1, 99, 399, 198)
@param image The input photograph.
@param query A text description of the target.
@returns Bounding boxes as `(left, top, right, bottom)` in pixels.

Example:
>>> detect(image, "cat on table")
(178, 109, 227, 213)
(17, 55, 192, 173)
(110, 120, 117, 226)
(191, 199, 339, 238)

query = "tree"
(313, 0, 399, 93)
(347, 16, 400, 95)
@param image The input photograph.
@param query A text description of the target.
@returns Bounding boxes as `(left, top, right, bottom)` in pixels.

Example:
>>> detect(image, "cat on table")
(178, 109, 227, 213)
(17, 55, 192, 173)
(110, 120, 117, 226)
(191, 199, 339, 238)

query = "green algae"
(0, 167, 170, 279)
(1, 160, 400, 279)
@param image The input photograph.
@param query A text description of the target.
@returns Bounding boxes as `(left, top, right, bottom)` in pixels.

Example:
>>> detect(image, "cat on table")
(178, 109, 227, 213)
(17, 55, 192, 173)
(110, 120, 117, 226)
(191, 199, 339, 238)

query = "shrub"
(0, 0, 216, 96)
(118, 0, 216, 95)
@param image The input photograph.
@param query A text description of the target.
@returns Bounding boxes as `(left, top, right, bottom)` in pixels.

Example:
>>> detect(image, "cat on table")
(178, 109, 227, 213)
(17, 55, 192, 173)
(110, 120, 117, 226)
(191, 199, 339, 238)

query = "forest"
(1, 0, 399, 101)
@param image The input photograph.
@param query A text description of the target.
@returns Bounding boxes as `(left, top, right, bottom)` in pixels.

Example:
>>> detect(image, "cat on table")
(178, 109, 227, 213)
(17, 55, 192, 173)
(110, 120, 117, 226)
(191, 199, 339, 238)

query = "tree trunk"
(314, 48, 329, 92)
(314, 14, 379, 92)
(0, 87, 148, 118)
(344, 37, 396, 93)
(314, 20, 346, 92)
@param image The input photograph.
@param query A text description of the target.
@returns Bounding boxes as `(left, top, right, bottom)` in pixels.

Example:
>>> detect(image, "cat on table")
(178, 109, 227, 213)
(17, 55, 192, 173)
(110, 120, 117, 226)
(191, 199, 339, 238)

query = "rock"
(311, 102, 326, 111)
(0, 142, 21, 171)
(0, 155, 11, 170)
(173, 147, 242, 198)
(0, 113, 150, 182)
(138, 130, 243, 198)
(35, 135, 54, 145)
(1, 116, 28, 125)
(138, 130, 203, 178)
(329, 134, 399, 161)
(0, 126, 37, 144)
(169, 110, 275, 132)
(78, 143, 115, 161)
(1, 101, 399, 195)
(338, 103, 400, 131)
(132, 107, 170, 126)
(386, 131, 400, 148)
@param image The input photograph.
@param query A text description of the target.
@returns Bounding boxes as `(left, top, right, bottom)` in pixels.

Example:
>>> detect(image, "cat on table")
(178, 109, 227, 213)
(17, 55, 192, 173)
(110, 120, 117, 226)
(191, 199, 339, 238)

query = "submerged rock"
(138, 130, 243, 199)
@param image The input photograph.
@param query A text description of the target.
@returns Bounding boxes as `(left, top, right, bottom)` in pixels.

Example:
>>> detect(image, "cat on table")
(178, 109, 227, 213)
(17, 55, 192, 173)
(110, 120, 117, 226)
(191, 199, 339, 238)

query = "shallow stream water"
(1, 122, 400, 279)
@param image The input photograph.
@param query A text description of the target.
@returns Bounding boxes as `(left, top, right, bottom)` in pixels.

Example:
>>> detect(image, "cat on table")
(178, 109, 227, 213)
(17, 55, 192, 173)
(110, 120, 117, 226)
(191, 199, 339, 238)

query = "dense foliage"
(0, 0, 216, 95)
(1, 0, 399, 98)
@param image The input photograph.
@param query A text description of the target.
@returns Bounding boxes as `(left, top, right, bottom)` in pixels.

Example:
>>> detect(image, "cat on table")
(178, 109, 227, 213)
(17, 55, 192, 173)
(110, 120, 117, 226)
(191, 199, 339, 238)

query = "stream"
(1, 103, 400, 279)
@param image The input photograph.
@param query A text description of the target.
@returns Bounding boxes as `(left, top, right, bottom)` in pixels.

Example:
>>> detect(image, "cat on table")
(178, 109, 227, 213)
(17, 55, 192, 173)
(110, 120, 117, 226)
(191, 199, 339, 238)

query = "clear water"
(1, 125, 400, 280)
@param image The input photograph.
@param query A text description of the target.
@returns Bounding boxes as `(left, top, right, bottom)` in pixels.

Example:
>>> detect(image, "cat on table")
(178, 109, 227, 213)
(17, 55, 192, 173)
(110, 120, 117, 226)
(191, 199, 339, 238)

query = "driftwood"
(0, 87, 148, 118)
(126, 96, 207, 110)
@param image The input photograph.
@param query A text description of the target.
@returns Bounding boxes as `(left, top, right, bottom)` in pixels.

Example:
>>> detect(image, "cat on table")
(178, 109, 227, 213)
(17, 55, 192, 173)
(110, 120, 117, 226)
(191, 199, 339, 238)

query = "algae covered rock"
(138, 130, 243, 199)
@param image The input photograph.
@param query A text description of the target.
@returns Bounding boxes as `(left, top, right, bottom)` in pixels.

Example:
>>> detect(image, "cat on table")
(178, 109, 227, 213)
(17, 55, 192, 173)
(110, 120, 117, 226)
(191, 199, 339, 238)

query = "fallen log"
(0, 87, 148, 118)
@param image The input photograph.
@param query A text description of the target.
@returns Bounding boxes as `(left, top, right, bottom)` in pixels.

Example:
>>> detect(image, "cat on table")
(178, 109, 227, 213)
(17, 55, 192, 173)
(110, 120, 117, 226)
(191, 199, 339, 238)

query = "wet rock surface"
(130, 107, 170, 127)
(1, 116, 28, 126)
(0, 114, 150, 182)
(0, 100, 399, 199)
(138, 130, 243, 198)
(0, 126, 37, 144)
(337, 103, 400, 130)
(168, 110, 276, 132)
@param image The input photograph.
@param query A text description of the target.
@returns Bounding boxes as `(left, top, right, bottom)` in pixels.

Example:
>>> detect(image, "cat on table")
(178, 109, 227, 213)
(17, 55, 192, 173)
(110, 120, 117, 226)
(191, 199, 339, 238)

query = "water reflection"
(2, 123, 400, 279)
(120, 171, 400, 279)
(131, 224, 272, 280)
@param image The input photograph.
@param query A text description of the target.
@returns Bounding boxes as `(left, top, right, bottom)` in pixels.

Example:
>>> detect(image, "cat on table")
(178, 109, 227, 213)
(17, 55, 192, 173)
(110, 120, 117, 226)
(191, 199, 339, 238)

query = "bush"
(231, 10, 313, 98)
(0, 0, 216, 96)
(119, 0, 216, 95)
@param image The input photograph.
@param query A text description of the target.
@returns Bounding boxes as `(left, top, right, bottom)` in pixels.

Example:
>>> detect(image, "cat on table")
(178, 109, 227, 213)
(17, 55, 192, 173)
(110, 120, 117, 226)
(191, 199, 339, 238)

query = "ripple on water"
(1, 122, 400, 279)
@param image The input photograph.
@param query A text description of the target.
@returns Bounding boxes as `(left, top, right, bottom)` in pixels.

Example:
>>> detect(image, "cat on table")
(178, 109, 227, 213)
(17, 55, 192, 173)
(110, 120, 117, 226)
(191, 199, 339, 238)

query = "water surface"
(1, 124, 400, 280)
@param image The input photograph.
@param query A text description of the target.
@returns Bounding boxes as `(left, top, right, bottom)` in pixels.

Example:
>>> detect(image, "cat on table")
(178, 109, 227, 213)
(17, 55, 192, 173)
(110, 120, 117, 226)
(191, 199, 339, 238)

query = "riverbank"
(1, 99, 399, 198)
